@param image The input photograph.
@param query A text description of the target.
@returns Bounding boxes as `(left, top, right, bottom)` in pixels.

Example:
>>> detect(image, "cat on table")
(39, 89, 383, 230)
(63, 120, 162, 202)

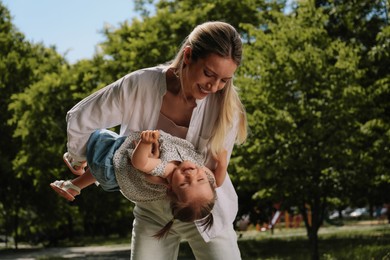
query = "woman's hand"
(213, 149, 228, 187)
(215, 149, 228, 169)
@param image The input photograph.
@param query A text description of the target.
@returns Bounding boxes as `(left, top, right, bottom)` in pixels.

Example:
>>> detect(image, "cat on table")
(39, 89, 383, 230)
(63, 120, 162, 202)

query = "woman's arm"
(131, 130, 162, 173)
(213, 149, 228, 187)
(67, 68, 165, 162)
(66, 77, 128, 161)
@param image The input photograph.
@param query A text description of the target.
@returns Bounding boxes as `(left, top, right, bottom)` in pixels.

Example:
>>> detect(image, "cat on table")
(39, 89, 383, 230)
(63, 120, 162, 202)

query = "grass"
(1, 221, 389, 260)
(236, 226, 390, 259)
(180, 221, 390, 259)
(244, 222, 390, 259)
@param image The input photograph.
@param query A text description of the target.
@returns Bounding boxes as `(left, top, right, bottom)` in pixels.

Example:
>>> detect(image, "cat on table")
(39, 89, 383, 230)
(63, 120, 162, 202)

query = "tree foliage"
(231, 1, 389, 259)
(0, 2, 68, 247)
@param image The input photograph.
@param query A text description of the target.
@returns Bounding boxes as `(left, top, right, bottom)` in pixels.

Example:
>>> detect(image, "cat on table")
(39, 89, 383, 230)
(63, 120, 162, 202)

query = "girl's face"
(182, 50, 237, 100)
(170, 161, 214, 202)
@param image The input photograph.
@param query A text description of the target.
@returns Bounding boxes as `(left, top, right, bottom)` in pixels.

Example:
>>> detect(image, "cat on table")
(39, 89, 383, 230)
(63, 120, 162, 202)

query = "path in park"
(0, 244, 196, 260)
(0, 244, 132, 260)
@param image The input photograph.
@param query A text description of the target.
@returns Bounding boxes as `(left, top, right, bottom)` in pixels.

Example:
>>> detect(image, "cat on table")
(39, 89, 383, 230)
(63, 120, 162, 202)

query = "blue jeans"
(86, 129, 126, 192)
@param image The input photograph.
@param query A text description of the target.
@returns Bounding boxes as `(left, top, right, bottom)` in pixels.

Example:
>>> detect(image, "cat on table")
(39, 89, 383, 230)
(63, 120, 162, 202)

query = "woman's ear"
(183, 46, 192, 65)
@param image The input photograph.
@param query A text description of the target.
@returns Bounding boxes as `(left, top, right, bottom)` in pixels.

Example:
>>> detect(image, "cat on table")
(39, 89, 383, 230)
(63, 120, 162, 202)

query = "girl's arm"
(131, 130, 162, 174)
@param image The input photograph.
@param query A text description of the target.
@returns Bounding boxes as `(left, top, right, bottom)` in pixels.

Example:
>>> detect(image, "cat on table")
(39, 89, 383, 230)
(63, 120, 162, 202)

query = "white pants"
(130, 200, 241, 260)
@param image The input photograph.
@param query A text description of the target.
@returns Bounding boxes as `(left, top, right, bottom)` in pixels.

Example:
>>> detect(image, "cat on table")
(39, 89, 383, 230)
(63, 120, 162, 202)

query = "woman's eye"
(204, 70, 213, 77)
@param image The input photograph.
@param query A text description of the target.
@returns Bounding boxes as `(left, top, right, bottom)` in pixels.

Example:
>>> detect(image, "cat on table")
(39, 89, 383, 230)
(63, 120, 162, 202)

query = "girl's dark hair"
(153, 187, 216, 239)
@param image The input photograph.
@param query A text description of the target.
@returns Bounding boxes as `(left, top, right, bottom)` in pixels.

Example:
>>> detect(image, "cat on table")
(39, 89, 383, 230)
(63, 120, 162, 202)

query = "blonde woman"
(65, 21, 247, 259)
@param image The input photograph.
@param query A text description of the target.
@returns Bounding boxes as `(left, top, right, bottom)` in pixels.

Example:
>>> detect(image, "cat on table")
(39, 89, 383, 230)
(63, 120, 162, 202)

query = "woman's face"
(182, 50, 237, 100)
(170, 161, 214, 202)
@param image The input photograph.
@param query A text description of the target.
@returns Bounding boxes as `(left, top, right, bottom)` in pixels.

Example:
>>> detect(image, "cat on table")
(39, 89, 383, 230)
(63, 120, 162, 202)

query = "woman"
(65, 21, 247, 259)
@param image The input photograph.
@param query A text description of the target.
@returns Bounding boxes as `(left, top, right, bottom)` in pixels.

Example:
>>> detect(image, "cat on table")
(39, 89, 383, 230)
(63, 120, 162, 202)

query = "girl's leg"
(71, 168, 96, 190)
(50, 168, 96, 201)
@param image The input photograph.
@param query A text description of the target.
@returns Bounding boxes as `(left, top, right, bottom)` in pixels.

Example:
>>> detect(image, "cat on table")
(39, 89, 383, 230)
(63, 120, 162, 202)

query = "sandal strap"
(64, 152, 86, 167)
(62, 180, 81, 194)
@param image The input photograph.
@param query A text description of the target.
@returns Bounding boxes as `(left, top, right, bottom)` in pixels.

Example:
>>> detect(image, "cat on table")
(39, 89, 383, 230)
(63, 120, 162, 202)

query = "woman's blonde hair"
(169, 21, 247, 156)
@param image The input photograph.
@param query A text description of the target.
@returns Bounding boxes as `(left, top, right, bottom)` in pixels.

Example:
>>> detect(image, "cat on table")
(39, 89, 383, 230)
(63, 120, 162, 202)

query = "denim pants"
(86, 129, 126, 192)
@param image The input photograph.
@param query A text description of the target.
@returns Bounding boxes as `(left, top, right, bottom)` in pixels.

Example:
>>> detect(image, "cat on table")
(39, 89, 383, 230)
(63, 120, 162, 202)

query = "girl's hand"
(132, 130, 162, 173)
(139, 130, 160, 158)
(150, 142, 160, 159)
(141, 130, 160, 144)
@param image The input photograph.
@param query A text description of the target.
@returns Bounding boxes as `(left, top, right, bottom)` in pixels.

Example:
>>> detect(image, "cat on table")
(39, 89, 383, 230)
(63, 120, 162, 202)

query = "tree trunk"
(301, 199, 323, 260)
(13, 210, 19, 249)
(308, 228, 319, 260)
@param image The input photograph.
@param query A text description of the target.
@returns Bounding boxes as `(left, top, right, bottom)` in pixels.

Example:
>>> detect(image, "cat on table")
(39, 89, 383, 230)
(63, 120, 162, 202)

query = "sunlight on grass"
(236, 222, 390, 260)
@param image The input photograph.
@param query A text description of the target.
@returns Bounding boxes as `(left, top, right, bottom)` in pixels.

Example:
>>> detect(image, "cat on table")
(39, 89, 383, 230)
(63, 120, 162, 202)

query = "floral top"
(113, 130, 205, 202)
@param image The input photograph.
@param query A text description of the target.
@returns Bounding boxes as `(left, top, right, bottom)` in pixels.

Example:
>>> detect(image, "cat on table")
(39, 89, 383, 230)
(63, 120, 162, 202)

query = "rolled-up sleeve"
(66, 68, 165, 162)
(66, 77, 128, 161)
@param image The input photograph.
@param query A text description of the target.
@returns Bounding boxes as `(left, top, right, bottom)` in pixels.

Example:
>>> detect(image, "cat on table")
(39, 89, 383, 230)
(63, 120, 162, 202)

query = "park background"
(0, 0, 389, 259)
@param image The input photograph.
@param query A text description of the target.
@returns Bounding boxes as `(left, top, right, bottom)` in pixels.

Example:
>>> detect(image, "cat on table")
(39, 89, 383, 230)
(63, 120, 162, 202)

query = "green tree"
(4, 0, 287, 246)
(5, 1, 388, 255)
(0, 2, 67, 247)
(234, 2, 366, 259)
(2, 1, 132, 244)
(100, 0, 285, 79)
(321, 0, 390, 214)
(9, 56, 134, 244)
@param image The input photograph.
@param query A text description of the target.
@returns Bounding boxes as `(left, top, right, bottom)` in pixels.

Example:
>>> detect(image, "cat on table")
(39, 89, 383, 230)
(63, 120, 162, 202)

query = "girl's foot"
(63, 152, 86, 175)
(50, 180, 81, 201)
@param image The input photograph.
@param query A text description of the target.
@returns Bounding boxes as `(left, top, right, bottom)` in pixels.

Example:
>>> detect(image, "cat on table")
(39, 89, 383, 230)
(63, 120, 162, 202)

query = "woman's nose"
(206, 81, 219, 93)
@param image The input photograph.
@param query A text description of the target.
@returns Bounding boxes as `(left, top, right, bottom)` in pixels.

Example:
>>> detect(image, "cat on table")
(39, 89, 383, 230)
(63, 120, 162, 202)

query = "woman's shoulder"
(121, 66, 167, 94)
(125, 66, 166, 80)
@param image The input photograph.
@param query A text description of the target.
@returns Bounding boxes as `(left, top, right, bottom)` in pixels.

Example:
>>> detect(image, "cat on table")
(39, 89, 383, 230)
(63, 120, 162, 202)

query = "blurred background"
(0, 0, 389, 259)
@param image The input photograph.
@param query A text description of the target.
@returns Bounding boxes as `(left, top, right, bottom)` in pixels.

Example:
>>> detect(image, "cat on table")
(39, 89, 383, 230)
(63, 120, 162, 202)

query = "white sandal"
(50, 180, 81, 201)
(63, 152, 87, 176)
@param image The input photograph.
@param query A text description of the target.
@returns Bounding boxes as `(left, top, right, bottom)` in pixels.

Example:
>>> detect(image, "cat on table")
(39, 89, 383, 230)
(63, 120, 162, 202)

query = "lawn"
(180, 221, 390, 259)
(1, 221, 389, 259)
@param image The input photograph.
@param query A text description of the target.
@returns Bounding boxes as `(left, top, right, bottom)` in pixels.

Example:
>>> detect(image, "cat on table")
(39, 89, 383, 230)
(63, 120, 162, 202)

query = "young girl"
(51, 129, 227, 238)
